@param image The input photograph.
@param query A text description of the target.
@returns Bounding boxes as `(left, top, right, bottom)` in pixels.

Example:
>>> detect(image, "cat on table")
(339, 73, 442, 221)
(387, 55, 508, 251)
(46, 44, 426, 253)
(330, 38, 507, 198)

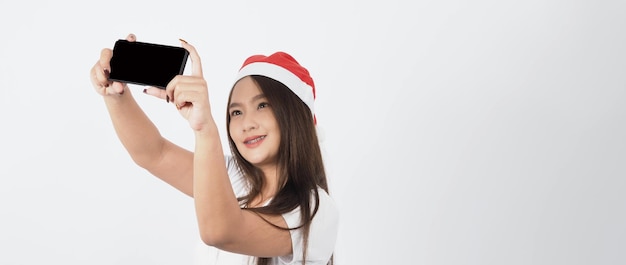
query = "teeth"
(246, 136, 265, 144)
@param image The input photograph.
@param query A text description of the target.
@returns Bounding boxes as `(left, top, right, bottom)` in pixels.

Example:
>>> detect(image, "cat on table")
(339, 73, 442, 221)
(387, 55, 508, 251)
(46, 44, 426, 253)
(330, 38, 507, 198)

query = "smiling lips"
(244, 135, 266, 147)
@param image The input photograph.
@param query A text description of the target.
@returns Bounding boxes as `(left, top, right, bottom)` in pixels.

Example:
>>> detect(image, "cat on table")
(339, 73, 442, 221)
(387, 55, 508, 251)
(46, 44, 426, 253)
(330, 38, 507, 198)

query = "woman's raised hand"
(143, 40, 213, 132)
(90, 33, 136, 96)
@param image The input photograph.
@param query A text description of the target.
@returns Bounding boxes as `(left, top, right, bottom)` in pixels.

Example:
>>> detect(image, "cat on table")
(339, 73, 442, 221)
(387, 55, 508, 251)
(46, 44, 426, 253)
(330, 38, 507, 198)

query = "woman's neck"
(250, 164, 280, 207)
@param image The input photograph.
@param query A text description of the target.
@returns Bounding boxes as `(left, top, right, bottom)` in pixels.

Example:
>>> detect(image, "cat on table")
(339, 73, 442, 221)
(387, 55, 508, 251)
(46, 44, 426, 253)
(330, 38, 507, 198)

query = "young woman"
(89, 33, 339, 265)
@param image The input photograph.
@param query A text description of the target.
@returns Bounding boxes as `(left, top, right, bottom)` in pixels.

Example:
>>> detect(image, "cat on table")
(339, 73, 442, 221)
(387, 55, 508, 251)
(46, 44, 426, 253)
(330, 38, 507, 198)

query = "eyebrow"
(228, 93, 266, 109)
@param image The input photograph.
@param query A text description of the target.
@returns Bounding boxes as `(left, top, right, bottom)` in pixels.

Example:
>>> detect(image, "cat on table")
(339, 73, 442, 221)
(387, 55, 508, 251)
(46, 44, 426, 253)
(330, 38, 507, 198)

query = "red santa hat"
(235, 51, 316, 123)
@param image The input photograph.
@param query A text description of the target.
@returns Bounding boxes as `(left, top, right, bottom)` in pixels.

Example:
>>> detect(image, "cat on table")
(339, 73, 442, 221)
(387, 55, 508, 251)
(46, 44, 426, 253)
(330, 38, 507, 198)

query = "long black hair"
(226, 75, 332, 265)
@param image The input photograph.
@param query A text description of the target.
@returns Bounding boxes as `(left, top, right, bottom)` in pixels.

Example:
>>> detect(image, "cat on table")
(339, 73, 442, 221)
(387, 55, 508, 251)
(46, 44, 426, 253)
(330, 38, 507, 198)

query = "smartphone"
(108, 39, 189, 89)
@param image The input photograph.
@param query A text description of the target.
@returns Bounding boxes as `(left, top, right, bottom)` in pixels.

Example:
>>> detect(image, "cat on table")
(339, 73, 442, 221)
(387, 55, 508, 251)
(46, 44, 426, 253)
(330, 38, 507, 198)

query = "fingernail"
(104, 69, 110, 76)
(179, 38, 188, 44)
(166, 95, 170, 103)
(119, 89, 124, 95)
(143, 89, 147, 94)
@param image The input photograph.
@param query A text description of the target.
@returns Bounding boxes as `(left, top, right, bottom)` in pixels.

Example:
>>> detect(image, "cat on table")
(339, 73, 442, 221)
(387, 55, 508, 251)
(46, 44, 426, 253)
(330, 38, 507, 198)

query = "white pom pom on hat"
(235, 51, 317, 124)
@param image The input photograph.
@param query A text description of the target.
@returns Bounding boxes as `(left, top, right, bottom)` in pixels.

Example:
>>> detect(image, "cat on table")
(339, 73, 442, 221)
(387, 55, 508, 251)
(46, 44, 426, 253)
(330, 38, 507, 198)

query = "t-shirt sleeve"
(225, 155, 248, 198)
(278, 188, 339, 264)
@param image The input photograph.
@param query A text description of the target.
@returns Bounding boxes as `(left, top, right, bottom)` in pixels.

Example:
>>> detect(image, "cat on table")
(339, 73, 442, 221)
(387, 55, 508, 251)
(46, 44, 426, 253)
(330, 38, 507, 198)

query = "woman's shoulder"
(312, 187, 340, 237)
(314, 187, 339, 219)
(278, 187, 339, 264)
(280, 187, 339, 232)
(285, 187, 339, 238)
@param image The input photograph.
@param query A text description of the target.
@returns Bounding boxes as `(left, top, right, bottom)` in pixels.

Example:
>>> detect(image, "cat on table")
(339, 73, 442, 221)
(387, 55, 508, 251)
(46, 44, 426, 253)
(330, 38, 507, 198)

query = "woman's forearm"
(193, 123, 242, 246)
(103, 89, 165, 168)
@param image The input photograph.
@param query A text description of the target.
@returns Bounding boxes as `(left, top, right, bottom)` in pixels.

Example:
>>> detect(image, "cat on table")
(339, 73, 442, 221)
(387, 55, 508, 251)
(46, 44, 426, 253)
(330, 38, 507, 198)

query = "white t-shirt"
(194, 156, 339, 265)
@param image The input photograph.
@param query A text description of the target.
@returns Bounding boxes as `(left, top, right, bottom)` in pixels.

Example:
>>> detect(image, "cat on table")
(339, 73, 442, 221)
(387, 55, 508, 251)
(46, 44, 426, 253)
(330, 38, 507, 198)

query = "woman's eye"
(258, 102, 269, 109)
(230, 110, 242, 116)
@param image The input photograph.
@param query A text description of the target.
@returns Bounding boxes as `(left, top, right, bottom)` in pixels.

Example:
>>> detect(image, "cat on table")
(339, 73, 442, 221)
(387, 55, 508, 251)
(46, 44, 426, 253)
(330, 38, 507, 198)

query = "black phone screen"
(108, 40, 189, 89)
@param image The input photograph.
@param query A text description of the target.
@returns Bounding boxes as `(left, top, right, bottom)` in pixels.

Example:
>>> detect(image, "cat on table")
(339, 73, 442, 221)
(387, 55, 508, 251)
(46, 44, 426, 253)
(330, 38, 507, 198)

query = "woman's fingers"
(90, 50, 112, 95)
(97, 48, 127, 95)
(108, 82, 126, 95)
(160, 39, 206, 105)
(164, 75, 208, 108)
(91, 33, 136, 96)
(99, 48, 113, 75)
(91, 61, 106, 88)
(144, 86, 168, 100)
(164, 75, 182, 103)
(92, 48, 113, 88)
(173, 90, 202, 109)
(180, 39, 203, 78)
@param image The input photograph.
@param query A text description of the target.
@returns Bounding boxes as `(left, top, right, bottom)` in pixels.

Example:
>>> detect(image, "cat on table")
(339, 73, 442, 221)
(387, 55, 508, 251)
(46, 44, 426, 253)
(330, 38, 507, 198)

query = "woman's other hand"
(144, 40, 213, 132)
(89, 33, 136, 96)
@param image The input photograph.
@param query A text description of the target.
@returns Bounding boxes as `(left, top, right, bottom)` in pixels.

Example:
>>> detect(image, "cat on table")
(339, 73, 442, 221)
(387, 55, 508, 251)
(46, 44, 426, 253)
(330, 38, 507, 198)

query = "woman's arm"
(193, 129, 292, 257)
(102, 90, 194, 196)
(90, 34, 194, 197)
(168, 41, 293, 257)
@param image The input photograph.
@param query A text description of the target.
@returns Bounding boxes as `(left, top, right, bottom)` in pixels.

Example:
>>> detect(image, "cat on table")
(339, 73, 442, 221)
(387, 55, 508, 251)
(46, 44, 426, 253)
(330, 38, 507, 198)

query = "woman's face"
(228, 76, 281, 168)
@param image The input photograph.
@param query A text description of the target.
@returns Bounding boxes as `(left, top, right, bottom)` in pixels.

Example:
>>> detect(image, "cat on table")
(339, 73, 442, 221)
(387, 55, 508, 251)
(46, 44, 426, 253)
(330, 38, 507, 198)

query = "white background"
(1, 1, 625, 264)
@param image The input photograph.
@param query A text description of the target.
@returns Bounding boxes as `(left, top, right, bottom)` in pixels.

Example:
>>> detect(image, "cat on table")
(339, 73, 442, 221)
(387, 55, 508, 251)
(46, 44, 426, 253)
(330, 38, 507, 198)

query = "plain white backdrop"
(1, 1, 625, 264)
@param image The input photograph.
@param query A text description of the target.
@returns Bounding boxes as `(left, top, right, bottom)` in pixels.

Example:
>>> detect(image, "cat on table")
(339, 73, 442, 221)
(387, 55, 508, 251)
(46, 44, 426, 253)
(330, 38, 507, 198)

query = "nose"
(242, 112, 258, 132)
